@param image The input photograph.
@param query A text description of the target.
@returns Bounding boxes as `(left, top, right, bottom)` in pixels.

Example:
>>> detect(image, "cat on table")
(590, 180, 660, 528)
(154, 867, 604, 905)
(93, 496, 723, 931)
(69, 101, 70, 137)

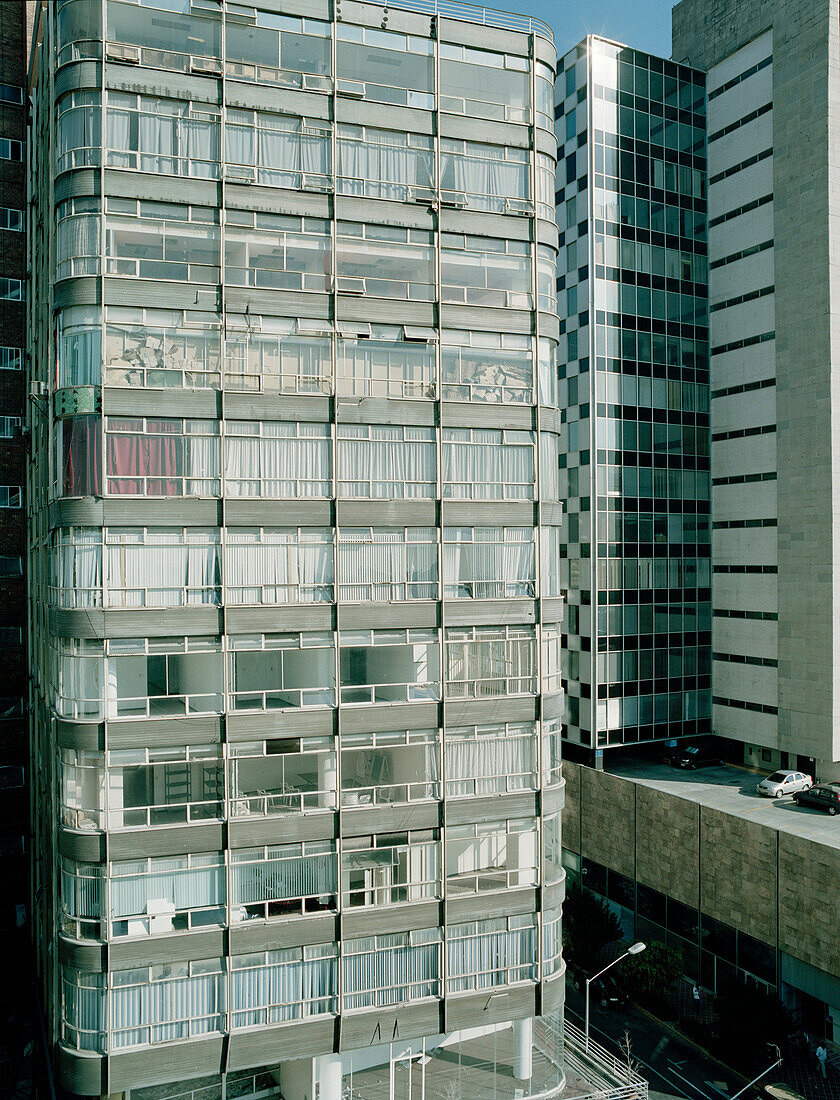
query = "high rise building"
(672, 0, 840, 781)
(27, 1, 567, 1098)
(561, 0, 840, 1044)
(555, 36, 711, 763)
(0, 0, 33, 1086)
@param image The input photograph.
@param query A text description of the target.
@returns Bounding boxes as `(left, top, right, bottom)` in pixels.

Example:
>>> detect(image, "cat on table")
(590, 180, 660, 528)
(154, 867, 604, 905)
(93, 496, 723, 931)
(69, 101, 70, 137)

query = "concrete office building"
(672, 0, 840, 780)
(555, 37, 711, 762)
(26, 0, 567, 1097)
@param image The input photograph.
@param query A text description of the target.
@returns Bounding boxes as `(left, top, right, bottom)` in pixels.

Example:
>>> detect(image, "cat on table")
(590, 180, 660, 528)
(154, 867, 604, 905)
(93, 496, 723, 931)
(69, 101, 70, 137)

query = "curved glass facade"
(29, 1, 565, 1098)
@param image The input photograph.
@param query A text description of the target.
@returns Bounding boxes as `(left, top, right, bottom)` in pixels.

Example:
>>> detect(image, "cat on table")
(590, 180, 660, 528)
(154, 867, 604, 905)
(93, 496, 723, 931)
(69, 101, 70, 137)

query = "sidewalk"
(661, 977, 840, 1100)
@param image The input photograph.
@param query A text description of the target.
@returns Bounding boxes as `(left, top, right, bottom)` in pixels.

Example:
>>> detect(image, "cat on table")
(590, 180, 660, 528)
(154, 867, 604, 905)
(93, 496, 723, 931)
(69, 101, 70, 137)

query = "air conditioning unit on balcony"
(226, 165, 255, 183)
(303, 74, 331, 93)
(105, 42, 140, 64)
(190, 55, 223, 75)
(409, 186, 436, 204)
(302, 174, 333, 193)
(505, 198, 534, 216)
(337, 79, 365, 99)
(441, 191, 467, 209)
(336, 277, 365, 296)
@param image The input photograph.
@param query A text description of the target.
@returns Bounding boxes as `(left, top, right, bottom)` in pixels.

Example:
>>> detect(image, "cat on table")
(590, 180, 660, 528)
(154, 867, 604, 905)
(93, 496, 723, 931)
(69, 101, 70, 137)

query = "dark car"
(592, 975, 628, 1008)
(793, 784, 840, 815)
(668, 741, 724, 769)
(568, 969, 628, 1008)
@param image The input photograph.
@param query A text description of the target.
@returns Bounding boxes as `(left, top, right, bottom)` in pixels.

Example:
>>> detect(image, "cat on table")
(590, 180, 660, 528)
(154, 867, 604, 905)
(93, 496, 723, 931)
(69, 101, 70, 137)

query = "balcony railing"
(373, 0, 554, 41)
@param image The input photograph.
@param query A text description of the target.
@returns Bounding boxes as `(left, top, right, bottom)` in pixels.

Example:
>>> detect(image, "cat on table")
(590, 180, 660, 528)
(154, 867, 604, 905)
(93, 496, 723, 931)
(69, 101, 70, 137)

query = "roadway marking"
(566, 1006, 692, 1099)
(667, 1063, 715, 1100)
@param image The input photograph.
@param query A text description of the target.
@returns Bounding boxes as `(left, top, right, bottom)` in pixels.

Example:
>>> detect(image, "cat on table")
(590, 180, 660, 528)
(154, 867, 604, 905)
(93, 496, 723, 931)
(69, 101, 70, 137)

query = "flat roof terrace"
(608, 758, 840, 853)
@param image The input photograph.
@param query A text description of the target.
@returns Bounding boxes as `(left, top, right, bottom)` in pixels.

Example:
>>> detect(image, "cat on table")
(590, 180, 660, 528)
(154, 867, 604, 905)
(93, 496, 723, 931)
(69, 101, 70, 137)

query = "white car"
(756, 770, 813, 798)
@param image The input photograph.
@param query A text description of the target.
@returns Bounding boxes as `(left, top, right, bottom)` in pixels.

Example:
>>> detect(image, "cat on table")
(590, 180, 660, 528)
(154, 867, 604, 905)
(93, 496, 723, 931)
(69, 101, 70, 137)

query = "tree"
(620, 941, 682, 1011)
(619, 1029, 640, 1080)
(562, 881, 623, 970)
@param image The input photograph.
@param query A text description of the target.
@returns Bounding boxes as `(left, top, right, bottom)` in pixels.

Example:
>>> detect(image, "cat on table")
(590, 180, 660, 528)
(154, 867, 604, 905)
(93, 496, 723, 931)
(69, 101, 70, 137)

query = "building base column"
(513, 1017, 533, 1080)
(316, 1055, 343, 1100)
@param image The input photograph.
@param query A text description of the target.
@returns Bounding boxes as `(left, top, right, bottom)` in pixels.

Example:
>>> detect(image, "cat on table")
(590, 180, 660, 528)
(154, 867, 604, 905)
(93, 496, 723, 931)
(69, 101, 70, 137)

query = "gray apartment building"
(555, 37, 711, 761)
(26, 0, 567, 1097)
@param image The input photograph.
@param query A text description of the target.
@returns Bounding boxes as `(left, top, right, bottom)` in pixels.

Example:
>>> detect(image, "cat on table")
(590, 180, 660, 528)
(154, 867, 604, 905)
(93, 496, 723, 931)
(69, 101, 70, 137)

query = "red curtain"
(62, 416, 101, 497)
(106, 431, 182, 495)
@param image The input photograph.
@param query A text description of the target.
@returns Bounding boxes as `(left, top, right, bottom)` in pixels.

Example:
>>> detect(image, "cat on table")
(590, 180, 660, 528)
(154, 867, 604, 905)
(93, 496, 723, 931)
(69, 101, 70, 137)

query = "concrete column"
(319, 749, 337, 809)
(316, 1054, 343, 1100)
(513, 1017, 533, 1080)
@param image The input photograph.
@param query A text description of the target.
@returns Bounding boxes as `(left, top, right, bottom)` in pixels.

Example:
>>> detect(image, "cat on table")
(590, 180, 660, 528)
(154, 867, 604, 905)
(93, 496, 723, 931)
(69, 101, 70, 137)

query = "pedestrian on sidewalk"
(816, 1042, 828, 1079)
(692, 984, 703, 1007)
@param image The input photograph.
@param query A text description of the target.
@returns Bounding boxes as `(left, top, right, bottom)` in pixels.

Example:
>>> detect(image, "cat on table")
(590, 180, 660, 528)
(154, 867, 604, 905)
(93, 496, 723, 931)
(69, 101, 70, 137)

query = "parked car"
(568, 968, 628, 1008)
(667, 741, 725, 769)
(592, 974, 628, 1008)
(793, 784, 840, 815)
(756, 771, 812, 798)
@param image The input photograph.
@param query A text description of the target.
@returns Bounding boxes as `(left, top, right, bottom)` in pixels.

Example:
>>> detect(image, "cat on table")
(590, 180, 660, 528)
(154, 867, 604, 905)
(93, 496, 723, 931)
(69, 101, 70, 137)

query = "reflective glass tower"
(555, 36, 711, 761)
(27, 1, 567, 1097)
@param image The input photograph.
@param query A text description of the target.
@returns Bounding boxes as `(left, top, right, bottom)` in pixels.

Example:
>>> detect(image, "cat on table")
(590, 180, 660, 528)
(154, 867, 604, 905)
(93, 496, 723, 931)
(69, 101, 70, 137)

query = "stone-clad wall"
(578, 768, 635, 878)
(700, 809, 777, 943)
(563, 761, 840, 976)
(635, 786, 700, 909)
(779, 834, 840, 977)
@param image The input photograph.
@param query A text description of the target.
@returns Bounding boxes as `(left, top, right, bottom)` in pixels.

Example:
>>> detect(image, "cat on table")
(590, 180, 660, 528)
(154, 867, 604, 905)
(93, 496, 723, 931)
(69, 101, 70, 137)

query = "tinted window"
(766, 772, 786, 782)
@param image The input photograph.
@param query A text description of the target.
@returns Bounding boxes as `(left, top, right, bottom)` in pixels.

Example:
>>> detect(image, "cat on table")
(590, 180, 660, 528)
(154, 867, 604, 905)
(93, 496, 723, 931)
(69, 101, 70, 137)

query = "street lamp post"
(730, 1044, 782, 1100)
(584, 942, 646, 1052)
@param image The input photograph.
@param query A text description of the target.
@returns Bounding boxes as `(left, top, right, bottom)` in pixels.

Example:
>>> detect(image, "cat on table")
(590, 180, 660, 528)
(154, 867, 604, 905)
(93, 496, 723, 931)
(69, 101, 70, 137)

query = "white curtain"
(446, 732, 533, 796)
(337, 432, 435, 499)
(110, 970, 226, 1048)
(105, 107, 132, 166)
(106, 536, 219, 607)
(138, 110, 176, 174)
(226, 119, 255, 166)
(62, 969, 105, 1052)
(440, 149, 527, 202)
(226, 532, 332, 604)
(447, 923, 536, 991)
(337, 534, 435, 600)
(60, 327, 101, 386)
(442, 435, 534, 500)
(110, 859, 225, 920)
(225, 430, 331, 498)
(443, 531, 534, 598)
(59, 101, 101, 168)
(540, 434, 560, 501)
(185, 435, 219, 495)
(342, 939, 438, 1010)
(231, 953, 336, 1027)
(61, 864, 104, 919)
(57, 215, 100, 275)
(258, 122, 299, 182)
(183, 116, 217, 174)
(541, 527, 563, 597)
(231, 851, 336, 905)
(54, 529, 101, 608)
(338, 135, 430, 196)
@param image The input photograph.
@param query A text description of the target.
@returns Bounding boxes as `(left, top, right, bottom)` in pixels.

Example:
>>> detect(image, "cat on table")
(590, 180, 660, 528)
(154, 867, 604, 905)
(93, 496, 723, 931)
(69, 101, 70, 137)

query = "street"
(565, 985, 749, 1100)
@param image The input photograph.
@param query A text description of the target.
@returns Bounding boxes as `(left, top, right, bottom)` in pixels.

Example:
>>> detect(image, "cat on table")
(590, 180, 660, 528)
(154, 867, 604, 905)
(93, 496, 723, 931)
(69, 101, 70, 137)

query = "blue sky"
(486, 0, 675, 60)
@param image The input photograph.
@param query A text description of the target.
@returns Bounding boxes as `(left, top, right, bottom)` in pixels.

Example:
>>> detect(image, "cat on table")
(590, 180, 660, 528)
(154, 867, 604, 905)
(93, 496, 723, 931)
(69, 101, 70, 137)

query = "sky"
(484, 0, 675, 61)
